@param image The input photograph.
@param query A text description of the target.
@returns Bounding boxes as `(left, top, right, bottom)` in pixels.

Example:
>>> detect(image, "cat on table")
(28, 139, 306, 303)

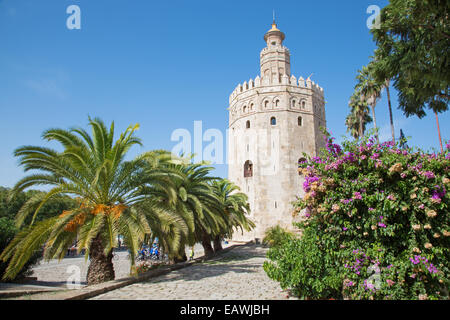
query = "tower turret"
(260, 21, 291, 82)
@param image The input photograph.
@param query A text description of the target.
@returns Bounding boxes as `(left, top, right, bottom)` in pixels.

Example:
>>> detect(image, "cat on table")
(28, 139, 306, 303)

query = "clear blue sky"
(0, 0, 448, 188)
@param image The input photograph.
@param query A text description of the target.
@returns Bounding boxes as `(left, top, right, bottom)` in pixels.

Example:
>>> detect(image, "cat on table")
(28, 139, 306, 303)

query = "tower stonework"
(228, 22, 327, 241)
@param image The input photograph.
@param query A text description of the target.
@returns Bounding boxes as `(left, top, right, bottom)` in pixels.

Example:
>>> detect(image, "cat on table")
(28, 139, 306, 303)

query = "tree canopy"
(370, 0, 449, 118)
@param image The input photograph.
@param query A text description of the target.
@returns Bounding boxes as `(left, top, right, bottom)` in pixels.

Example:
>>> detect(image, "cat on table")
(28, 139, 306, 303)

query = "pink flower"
(386, 279, 395, 287)
(353, 192, 362, 200)
(387, 195, 395, 201)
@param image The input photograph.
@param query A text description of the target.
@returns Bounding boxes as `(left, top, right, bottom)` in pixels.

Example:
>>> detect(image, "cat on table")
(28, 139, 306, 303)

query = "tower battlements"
(229, 75, 324, 104)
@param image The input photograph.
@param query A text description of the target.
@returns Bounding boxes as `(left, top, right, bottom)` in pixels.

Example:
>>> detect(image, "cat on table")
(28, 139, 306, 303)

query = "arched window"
(301, 100, 306, 109)
(244, 160, 253, 178)
(292, 100, 296, 108)
(246, 120, 250, 129)
(249, 103, 254, 111)
(243, 106, 247, 113)
(275, 99, 280, 107)
(264, 100, 269, 109)
(270, 117, 276, 126)
(298, 116, 303, 126)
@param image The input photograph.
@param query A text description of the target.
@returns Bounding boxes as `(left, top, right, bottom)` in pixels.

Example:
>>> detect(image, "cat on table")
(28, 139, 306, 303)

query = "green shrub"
(264, 227, 342, 299)
(262, 225, 294, 248)
(265, 133, 449, 300)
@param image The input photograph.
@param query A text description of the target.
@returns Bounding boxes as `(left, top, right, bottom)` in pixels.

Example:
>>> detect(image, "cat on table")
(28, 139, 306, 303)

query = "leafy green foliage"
(262, 225, 294, 248)
(370, 0, 449, 117)
(265, 132, 449, 300)
(264, 227, 342, 299)
(0, 217, 41, 282)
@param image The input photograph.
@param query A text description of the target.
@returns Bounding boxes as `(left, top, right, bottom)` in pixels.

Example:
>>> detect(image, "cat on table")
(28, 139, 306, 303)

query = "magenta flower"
(422, 171, 435, 179)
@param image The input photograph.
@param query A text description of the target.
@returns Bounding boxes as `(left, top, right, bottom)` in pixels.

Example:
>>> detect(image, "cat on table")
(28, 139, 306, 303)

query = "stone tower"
(228, 21, 327, 242)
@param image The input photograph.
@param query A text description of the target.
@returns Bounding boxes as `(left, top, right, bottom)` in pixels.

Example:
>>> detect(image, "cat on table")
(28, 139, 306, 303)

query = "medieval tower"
(228, 20, 327, 241)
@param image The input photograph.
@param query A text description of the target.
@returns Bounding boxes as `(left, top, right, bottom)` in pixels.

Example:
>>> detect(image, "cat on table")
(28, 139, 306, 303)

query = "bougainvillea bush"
(264, 133, 449, 300)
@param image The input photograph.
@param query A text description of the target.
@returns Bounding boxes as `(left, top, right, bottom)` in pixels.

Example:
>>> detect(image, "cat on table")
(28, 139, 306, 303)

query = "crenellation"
(230, 74, 324, 104)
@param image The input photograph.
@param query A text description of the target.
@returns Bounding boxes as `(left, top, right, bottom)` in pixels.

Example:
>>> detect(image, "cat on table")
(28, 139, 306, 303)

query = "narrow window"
(243, 106, 247, 113)
(301, 100, 306, 109)
(298, 116, 303, 126)
(270, 117, 276, 126)
(275, 99, 280, 107)
(264, 100, 269, 109)
(244, 160, 253, 178)
(292, 100, 296, 108)
(246, 120, 250, 129)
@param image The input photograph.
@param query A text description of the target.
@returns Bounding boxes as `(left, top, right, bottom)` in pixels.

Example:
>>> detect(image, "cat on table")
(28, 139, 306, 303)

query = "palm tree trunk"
(385, 84, 395, 143)
(370, 104, 379, 143)
(87, 235, 115, 285)
(173, 246, 187, 263)
(358, 115, 364, 139)
(213, 235, 223, 252)
(434, 110, 444, 153)
(201, 232, 215, 257)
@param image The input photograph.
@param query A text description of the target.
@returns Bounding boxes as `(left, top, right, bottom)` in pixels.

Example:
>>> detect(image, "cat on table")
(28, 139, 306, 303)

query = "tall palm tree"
(0, 118, 187, 284)
(384, 78, 395, 143)
(149, 158, 223, 258)
(371, 53, 396, 143)
(355, 65, 383, 143)
(209, 179, 254, 252)
(346, 92, 373, 139)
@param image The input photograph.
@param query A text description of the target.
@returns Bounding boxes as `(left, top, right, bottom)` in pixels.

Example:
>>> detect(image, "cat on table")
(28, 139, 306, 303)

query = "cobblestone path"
(91, 244, 293, 300)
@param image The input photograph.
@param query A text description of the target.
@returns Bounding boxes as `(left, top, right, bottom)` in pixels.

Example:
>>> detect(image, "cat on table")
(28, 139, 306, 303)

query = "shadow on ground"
(144, 244, 269, 284)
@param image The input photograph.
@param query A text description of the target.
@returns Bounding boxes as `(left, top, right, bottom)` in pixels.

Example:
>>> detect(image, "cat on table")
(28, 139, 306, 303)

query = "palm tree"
(346, 92, 373, 139)
(149, 158, 223, 258)
(384, 78, 395, 143)
(209, 179, 254, 252)
(0, 118, 187, 285)
(355, 65, 383, 143)
(371, 53, 396, 143)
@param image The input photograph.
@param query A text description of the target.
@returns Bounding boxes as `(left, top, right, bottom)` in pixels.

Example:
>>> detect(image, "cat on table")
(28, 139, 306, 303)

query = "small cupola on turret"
(264, 21, 285, 47)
